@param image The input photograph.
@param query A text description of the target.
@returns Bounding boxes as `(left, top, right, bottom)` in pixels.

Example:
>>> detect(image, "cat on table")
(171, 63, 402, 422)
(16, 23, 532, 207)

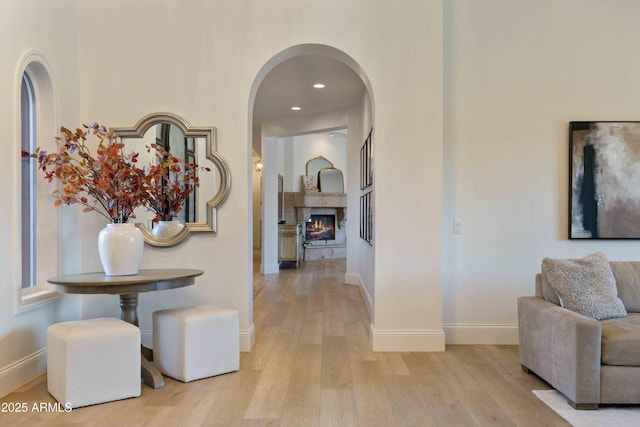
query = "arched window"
(21, 72, 36, 289)
(15, 54, 60, 313)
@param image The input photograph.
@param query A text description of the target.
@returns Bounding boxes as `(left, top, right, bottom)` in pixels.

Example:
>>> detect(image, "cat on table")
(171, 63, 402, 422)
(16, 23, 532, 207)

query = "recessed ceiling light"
(313, 83, 325, 89)
(291, 106, 301, 111)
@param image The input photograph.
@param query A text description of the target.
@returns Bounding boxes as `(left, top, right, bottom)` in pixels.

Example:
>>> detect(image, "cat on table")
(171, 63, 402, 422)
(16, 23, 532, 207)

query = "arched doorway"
(247, 43, 375, 317)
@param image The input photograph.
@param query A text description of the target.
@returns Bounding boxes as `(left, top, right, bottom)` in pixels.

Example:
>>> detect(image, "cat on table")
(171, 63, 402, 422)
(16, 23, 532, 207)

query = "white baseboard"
(369, 324, 445, 352)
(260, 262, 280, 275)
(444, 323, 519, 345)
(348, 273, 445, 351)
(344, 272, 359, 285)
(345, 272, 373, 320)
(240, 324, 255, 352)
(0, 348, 47, 399)
(345, 273, 519, 348)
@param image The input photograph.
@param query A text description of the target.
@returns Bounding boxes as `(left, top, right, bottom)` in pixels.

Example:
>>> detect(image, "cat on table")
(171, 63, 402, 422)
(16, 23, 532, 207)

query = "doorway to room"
(248, 44, 373, 281)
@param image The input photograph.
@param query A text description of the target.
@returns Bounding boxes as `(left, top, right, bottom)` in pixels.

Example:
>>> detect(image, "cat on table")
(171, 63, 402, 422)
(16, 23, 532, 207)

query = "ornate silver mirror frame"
(113, 112, 231, 247)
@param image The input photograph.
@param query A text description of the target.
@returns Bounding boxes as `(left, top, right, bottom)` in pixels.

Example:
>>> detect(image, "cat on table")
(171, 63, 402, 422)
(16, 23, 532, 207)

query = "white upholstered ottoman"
(47, 318, 141, 408)
(153, 305, 239, 382)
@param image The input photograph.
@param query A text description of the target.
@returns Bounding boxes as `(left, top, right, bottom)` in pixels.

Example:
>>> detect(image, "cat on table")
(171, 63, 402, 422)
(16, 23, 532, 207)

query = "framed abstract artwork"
(570, 121, 640, 239)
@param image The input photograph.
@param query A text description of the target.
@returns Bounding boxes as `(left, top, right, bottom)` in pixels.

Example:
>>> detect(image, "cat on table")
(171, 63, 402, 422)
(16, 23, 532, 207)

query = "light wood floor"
(1, 259, 568, 426)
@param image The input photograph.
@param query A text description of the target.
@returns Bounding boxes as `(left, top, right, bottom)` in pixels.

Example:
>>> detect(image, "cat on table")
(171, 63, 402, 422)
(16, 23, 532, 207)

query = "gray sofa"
(518, 261, 640, 409)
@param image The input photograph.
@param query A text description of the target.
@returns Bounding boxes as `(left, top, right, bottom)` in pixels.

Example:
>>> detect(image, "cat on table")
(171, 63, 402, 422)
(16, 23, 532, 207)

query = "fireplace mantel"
(281, 192, 347, 260)
(293, 192, 346, 208)
(288, 192, 347, 226)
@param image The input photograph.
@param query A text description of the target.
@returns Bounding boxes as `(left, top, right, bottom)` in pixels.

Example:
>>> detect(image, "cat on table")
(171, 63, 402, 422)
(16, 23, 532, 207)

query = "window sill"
(15, 288, 61, 315)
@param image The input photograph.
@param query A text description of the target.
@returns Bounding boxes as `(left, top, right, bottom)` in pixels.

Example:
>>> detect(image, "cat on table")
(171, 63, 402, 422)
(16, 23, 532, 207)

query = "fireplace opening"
(306, 215, 336, 241)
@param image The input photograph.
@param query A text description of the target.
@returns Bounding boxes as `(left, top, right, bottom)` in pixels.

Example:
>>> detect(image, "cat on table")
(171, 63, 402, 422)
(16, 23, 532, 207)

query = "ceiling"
(252, 55, 366, 128)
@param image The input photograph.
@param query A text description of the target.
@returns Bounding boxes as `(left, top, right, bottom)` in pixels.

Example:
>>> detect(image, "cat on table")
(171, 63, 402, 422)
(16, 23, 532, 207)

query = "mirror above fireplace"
(318, 167, 344, 193)
(306, 155, 333, 177)
(304, 156, 344, 194)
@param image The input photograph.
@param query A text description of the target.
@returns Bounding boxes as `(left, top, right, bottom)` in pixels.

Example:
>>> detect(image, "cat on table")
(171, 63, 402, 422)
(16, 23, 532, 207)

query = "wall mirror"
(113, 112, 231, 247)
(318, 167, 344, 193)
(306, 155, 333, 177)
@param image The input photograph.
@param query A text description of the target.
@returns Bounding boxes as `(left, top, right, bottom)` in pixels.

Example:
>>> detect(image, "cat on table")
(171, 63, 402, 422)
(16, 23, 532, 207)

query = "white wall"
(346, 92, 374, 320)
(282, 137, 294, 192)
(251, 152, 262, 249)
(280, 132, 347, 193)
(260, 136, 280, 274)
(369, 2, 444, 351)
(75, 0, 445, 353)
(443, 0, 640, 344)
(0, 0, 80, 398)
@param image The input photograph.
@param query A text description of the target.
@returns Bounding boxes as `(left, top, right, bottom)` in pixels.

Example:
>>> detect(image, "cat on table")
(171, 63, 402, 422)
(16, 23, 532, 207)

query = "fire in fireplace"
(306, 215, 336, 241)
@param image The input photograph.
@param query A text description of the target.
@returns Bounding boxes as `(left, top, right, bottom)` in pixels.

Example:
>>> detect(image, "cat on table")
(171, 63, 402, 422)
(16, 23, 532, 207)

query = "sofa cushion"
(601, 313, 640, 366)
(609, 261, 640, 312)
(541, 252, 627, 320)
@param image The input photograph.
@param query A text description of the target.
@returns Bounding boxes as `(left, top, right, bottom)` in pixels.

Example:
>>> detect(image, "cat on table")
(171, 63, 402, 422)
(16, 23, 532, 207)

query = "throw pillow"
(541, 252, 627, 320)
(540, 268, 561, 305)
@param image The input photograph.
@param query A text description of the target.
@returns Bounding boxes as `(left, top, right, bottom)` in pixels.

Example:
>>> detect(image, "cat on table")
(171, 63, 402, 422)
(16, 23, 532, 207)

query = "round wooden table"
(48, 269, 204, 389)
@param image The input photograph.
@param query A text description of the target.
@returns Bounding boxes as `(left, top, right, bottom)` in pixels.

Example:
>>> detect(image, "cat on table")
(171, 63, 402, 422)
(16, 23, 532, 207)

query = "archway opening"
(247, 44, 375, 322)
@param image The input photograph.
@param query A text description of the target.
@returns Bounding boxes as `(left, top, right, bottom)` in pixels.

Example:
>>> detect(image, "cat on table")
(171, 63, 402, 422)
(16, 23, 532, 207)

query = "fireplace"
(306, 215, 336, 241)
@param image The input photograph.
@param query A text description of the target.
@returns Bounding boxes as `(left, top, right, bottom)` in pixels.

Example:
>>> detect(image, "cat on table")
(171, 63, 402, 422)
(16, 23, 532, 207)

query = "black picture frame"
(368, 131, 373, 187)
(360, 143, 364, 189)
(360, 191, 373, 245)
(360, 129, 373, 189)
(366, 191, 372, 245)
(569, 121, 640, 239)
(360, 193, 365, 239)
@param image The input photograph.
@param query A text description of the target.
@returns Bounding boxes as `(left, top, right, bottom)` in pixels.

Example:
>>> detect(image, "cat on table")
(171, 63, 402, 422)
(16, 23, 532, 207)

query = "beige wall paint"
(443, 0, 640, 343)
(369, 1, 445, 350)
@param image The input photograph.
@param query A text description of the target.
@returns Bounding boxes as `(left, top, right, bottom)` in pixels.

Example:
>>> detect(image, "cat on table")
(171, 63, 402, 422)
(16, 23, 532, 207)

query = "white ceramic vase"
(151, 220, 185, 238)
(98, 223, 144, 276)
